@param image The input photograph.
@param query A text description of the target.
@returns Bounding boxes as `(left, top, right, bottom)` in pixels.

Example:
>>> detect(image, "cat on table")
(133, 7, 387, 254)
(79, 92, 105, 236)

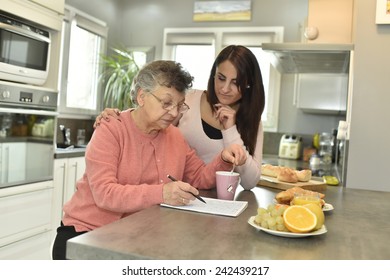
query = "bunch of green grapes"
(254, 204, 289, 232)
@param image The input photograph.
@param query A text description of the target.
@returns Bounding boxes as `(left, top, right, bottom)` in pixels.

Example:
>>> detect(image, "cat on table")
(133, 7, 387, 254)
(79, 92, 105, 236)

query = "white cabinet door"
(296, 74, 348, 114)
(26, 142, 54, 182)
(52, 156, 86, 232)
(0, 181, 53, 259)
(0, 230, 52, 260)
(52, 158, 67, 236)
(64, 157, 86, 204)
(0, 142, 27, 184)
(29, 0, 64, 14)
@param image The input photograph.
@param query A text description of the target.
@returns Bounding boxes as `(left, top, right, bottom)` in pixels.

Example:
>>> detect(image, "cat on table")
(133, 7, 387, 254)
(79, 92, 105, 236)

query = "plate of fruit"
(274, 186, 334, 212)
(248, 204, 327, 238)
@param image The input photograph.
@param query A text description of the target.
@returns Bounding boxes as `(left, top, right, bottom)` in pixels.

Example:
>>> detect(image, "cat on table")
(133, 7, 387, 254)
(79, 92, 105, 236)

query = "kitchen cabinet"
(29, 0, 64, 15)
(26, 142, 54, 182)
(307, 0, 354, 43)
(52, 156, 85, 235)
(0, 142, 26, 185)
(0, 181, 53, 260)
(295, 73, 348, 114)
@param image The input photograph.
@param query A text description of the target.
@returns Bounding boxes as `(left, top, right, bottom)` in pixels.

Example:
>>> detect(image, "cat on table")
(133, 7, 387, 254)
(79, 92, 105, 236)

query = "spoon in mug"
(230, 164, 235, 174)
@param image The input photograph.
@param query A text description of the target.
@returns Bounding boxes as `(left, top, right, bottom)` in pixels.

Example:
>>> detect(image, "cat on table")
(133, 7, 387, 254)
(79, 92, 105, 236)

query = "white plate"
(323, 203, 334, 212)
(272, 199, 334, 212)
(247, 216, 327, 238)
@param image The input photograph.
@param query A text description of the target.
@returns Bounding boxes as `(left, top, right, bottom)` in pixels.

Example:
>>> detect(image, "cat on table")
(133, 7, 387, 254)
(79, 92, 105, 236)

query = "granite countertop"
(66, 185, 390, 260)
(54, 145, 87, 159)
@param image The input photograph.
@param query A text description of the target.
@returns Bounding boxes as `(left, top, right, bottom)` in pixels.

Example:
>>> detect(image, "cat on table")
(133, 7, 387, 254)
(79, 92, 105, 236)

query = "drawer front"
(0, 231, 52, 260)
(0, 186, 53, 243)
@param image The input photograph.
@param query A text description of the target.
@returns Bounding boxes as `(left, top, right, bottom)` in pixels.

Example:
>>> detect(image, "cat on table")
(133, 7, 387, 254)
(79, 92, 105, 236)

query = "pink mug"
(216, 171, 241, 200)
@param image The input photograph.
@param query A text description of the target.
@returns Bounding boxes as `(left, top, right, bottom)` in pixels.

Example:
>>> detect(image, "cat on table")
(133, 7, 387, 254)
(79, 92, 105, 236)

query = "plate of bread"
(261, 164, 312, 183)
(258, 164, 327, 191)
(274, 186, 334, 212)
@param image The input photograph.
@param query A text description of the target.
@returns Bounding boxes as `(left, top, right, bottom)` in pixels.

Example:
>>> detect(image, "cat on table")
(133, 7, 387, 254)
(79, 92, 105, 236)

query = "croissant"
(275, 186, 325, 205)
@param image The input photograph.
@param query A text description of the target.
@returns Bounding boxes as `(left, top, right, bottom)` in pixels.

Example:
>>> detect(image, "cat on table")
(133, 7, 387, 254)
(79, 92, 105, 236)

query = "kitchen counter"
(54, 144, 87, 159)
(263, 154, 342, 183)
(66, 185, 390, 260)
(54, 147, 86, 159)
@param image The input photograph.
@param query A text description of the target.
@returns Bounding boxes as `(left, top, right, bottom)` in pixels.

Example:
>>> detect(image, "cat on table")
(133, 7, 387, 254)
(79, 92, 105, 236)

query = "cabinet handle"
(4, 146, 9, 182)
(71, 162, 78, 193)
(60, 163, 67, 206)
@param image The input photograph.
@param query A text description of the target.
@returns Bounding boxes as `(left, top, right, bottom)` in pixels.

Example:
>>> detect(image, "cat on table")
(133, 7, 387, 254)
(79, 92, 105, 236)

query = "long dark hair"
(206, 45, 265, 155)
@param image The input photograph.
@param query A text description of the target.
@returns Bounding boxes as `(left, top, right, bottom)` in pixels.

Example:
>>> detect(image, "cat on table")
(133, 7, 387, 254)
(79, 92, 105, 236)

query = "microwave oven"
(0, 12, 51, 86)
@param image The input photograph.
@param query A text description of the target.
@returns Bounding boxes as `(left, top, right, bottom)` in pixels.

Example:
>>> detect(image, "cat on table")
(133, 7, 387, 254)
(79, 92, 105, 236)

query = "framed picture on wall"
(193, 0, 251, 22)
(376, 0, 390, 24)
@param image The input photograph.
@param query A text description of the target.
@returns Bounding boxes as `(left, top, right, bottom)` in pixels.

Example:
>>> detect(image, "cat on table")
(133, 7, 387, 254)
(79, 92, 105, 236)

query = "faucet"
(59, 125, 71, 145)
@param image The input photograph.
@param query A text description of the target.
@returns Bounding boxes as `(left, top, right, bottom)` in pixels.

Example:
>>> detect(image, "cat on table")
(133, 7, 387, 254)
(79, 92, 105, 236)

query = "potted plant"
(99, 47, 140, 110)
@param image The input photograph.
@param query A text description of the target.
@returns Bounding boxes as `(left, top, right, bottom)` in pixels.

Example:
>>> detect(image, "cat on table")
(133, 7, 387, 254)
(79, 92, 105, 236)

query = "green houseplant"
(100, 47, 140, 110)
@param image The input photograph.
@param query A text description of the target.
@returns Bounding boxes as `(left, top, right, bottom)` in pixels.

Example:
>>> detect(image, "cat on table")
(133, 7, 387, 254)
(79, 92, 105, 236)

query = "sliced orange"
(283, 205, 317, 233)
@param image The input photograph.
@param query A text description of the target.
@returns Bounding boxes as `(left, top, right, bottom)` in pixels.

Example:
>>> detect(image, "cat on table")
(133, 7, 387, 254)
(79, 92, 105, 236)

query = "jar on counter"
(309, 154, 320, 170)
(0, 113, 13, 137)
(11, 114, 28, 136)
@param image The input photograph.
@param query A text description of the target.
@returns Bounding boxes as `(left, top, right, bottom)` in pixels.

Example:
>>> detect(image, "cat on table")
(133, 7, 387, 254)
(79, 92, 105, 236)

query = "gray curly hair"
(130, 60, 193, 106)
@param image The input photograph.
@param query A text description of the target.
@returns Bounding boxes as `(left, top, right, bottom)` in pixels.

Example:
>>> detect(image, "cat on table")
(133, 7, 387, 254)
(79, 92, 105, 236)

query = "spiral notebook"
(161, 197, 248, 217)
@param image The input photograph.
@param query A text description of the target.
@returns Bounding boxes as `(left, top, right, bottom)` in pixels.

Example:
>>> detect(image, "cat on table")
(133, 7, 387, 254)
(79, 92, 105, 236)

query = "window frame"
(162, 27, 283, 132)
(58, 5, 108, 119)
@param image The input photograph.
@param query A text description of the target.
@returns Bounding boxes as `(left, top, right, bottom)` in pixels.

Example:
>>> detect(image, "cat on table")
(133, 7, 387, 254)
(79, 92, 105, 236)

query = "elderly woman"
(52, 60, 247, 260)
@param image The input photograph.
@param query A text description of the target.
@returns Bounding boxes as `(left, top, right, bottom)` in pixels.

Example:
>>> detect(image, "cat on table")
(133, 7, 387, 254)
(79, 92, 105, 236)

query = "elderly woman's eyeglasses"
(149, 92, 190, 113)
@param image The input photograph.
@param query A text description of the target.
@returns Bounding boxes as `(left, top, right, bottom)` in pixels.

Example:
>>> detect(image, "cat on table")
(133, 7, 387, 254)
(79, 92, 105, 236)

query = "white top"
(179, 89, 263, 189)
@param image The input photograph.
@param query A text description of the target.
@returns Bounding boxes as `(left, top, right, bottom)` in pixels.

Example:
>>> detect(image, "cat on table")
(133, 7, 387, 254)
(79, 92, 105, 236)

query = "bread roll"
(277, 167, 298, 183)
(295, 169, 312, 182)
(261, 164, 280, 177)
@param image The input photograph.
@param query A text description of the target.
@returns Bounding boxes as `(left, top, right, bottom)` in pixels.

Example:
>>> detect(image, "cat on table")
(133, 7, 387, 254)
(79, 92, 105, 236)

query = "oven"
(0, 81, 57, 189)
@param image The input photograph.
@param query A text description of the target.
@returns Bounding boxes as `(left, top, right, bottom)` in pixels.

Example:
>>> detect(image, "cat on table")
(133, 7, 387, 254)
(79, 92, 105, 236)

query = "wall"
(65, 0, 121, 46)
(63, 0, 390, 191)
(116, 0, 306, 57)
(67, 0, 339, 134)
(346, 0, 390, 191)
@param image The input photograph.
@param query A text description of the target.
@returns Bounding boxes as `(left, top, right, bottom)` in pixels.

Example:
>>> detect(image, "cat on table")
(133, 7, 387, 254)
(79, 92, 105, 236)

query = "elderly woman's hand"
(221, 143, 247, 166)
(93, 108, 121, 128)
(163, 181, 199, 206)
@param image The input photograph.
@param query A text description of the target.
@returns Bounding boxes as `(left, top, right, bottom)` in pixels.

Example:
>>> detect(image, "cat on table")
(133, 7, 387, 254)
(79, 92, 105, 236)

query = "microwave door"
(0, 13, 51, 85)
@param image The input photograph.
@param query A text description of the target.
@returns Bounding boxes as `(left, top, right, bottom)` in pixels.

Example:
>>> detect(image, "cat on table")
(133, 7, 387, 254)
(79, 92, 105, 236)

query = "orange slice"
(283, 205, 317, 233)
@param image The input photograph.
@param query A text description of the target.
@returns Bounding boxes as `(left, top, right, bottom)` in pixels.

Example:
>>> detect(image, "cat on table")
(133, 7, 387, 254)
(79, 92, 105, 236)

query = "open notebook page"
(161, 197, 248, 217)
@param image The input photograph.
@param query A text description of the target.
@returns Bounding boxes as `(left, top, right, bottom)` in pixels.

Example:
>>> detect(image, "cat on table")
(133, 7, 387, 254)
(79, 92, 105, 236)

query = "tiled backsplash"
(56, 118, 94, 145)
(263, 132, 313, 155)
(55, 120, 315, 157)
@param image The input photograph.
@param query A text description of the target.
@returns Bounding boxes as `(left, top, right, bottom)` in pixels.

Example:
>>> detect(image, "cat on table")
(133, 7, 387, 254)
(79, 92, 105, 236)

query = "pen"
(167, 175, 206, 204)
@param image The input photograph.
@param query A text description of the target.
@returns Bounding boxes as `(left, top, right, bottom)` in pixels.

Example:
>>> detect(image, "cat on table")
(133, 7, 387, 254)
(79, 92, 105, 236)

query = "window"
(58, 6, 108, 118)
(162, 27, 283, 132)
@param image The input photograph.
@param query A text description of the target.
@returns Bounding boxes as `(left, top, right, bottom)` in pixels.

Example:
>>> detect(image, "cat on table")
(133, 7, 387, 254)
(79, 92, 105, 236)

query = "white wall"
(64, 0, 390, 191)
(65, 0, 121, 45)
(346, 0, 390, 191)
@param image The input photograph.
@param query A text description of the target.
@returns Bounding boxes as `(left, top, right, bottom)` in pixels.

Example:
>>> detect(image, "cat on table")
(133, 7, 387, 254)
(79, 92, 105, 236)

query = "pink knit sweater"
(62, 109, 232, 232)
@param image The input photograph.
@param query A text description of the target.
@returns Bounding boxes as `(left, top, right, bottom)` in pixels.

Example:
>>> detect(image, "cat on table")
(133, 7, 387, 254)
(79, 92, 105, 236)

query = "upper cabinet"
(29, 0, 64, 15)
(307, 0, 354, 44)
